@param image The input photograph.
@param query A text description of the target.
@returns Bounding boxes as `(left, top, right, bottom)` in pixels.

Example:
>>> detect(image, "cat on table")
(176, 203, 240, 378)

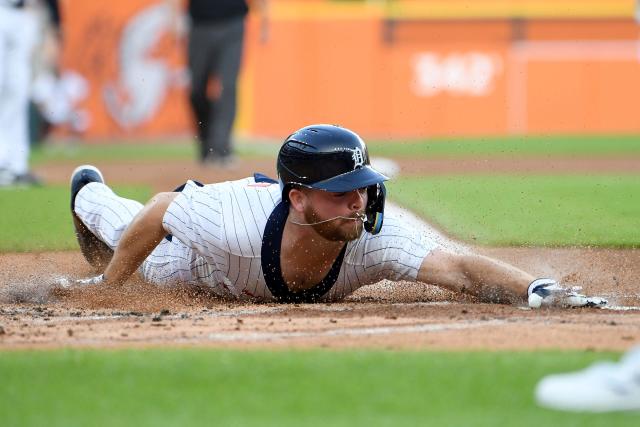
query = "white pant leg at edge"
(74, 182, 196, 285)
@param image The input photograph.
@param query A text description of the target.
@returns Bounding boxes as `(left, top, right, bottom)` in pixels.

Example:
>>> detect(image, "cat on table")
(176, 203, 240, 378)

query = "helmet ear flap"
(364, 183, 386, 234)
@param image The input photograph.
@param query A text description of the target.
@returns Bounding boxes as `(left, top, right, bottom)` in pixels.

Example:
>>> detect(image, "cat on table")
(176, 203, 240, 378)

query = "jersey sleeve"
(352, 215, 440, 283)
(162, 180, 227, 268)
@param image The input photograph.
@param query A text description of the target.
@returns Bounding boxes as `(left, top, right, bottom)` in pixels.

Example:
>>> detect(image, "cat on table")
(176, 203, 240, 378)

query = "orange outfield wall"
(250, 18, 512, 137)
(58, 0, 640, 139)
(249, 16, 640, 137)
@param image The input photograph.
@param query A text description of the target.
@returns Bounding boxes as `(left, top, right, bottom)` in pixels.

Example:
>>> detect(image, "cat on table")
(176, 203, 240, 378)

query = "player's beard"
(303, 204, 364, 242)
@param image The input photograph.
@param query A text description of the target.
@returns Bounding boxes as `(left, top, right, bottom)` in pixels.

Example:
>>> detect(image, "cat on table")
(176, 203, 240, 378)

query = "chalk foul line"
(204, 319, 508, 343)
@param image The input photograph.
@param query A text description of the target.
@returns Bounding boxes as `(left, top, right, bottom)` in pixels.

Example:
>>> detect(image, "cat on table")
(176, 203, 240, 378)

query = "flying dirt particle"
(67, 329, 73, 337)
(160, 309, 170, 316)
(236, 318, 243, 324)
(121, 333, 128, 337)
(622, 336, 634, 341)
(608, 320, 618, 326)
(461, 309, 468, 314)
(0, 326, 5, 335)
(385, 315, 398, 320)
(329, 319, 337, 323)
(0, 281, 56, 305)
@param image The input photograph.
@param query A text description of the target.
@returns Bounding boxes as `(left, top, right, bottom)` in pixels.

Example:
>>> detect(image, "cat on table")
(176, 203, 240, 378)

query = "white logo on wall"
(412, 52, 503, 97)
(103, 3, 187, 129)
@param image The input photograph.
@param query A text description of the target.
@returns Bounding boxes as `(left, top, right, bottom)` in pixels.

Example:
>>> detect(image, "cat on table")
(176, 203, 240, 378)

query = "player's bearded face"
(303, 203, 364, 242)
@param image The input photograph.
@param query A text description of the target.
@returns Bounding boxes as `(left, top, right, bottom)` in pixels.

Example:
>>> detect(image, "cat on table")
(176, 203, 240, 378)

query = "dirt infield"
(0, 157, 638, 351)
(1, 247, 639, 351)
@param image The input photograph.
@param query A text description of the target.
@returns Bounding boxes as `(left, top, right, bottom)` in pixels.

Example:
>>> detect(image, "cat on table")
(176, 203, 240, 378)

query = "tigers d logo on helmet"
(351, 147, 365, 169)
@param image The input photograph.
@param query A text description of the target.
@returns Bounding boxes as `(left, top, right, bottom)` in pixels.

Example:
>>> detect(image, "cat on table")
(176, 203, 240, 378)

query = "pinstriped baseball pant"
(74, 182, 197, 285)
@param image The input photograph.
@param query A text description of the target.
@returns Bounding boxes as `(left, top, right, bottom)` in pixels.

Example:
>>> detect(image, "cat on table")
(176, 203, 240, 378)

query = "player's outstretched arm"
(417, 249, 534, 304)
(101, 192, 178, 286)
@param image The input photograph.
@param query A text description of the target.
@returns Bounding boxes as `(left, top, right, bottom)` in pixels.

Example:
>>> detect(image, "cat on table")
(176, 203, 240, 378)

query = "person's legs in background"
(187, 17, 244, 166)
(187, 24, 214, 163)
(0, 7, 40, 186)
(207, 16, 244, 164)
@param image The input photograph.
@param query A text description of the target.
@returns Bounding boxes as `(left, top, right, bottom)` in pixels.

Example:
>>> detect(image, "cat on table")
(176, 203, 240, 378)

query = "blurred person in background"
(167, 0, 268, 168)
(0, 0, 38, 186)
(0, 0, 60, 187)
(30, 0, 89, 141)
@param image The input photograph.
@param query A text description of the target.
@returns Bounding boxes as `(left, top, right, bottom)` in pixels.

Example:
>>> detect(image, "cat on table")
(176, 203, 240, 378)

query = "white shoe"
(535, 347, 640, 412)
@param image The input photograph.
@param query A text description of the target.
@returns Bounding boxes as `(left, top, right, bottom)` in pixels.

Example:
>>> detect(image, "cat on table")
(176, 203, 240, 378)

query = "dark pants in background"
(188, 16, 244, 162)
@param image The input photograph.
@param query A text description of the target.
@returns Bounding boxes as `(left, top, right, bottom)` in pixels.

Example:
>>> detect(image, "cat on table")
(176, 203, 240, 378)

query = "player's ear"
(288, 187, 307, 212)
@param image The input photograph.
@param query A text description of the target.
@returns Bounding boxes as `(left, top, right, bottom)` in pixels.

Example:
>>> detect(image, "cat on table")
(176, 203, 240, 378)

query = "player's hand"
(527, 278, 607, 308)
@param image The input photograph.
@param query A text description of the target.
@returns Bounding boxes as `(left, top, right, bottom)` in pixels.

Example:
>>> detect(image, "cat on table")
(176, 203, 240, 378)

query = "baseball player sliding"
(69, 124, 606, 307)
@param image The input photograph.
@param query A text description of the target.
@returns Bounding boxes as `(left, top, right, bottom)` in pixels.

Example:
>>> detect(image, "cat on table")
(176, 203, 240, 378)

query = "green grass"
(31, 139, 280, 165)
(388, 175, 640, 247)
(1, 175, 637, 252)
(0, 186, 151, 252)
(368, 134, 640, 158)
(31, 134, 640, 165)
(0, 349, 634, 427)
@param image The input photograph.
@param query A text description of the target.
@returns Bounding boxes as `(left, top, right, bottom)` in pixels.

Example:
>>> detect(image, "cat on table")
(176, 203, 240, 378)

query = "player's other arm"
(417, 249, 534, 304)
(101, 192, 179, 286)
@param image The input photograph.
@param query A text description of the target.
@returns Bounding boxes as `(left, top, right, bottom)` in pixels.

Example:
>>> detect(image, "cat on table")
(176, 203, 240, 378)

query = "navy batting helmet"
(277, 124, 388, 234)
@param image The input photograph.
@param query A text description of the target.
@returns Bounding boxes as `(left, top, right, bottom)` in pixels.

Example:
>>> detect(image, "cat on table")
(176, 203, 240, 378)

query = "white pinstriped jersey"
(160, 177, 439, 301)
